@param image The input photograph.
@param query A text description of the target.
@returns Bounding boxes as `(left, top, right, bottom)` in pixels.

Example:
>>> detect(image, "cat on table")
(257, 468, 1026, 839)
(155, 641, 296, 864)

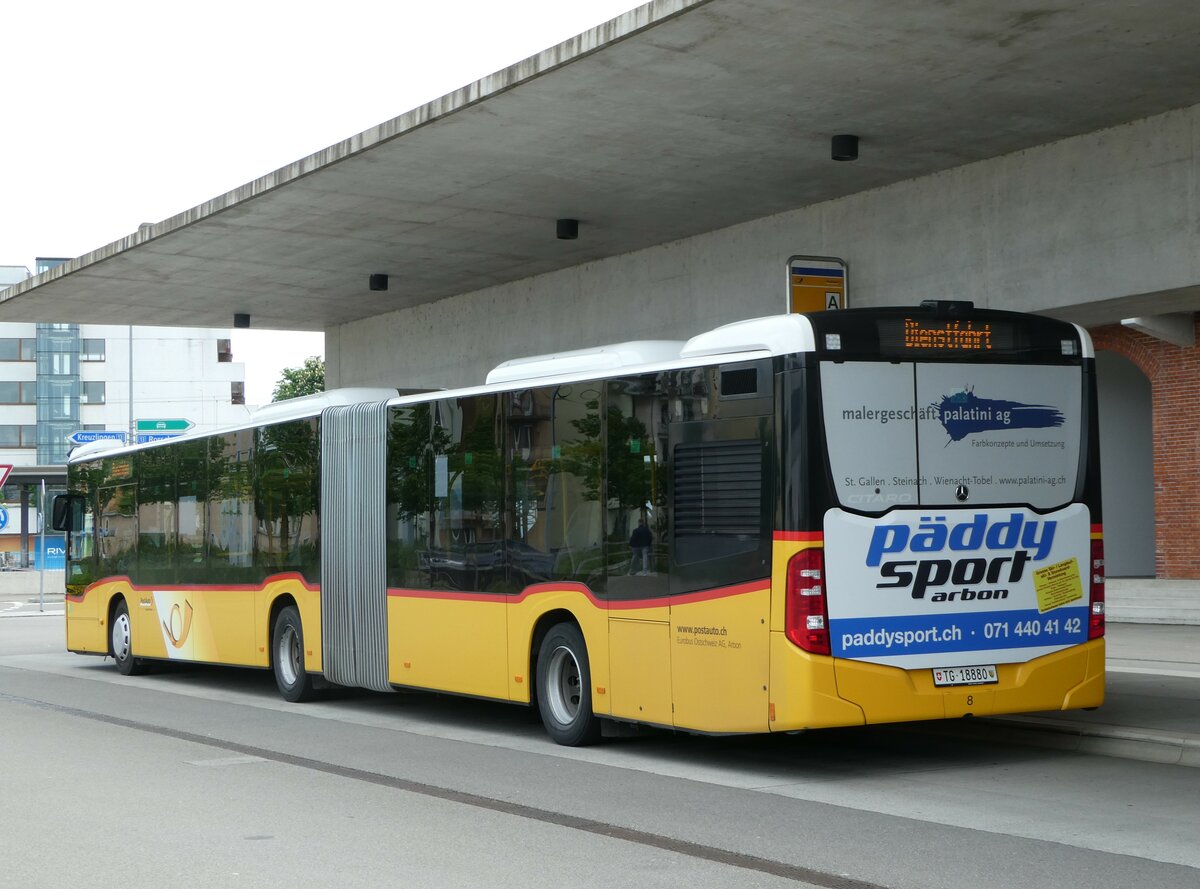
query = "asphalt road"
(1, 615, 1197, 889)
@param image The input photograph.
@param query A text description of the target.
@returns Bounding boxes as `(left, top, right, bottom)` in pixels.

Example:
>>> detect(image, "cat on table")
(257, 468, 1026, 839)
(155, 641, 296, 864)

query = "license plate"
(932, 664, 998, 687)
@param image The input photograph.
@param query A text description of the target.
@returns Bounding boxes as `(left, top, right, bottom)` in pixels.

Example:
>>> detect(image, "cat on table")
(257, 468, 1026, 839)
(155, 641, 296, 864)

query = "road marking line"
(185, 755, 267, 767)
(0, 689, 885, 889)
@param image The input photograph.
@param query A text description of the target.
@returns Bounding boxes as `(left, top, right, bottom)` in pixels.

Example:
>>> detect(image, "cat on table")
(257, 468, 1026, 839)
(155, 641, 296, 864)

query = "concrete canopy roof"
(4, 0, 1200, 331)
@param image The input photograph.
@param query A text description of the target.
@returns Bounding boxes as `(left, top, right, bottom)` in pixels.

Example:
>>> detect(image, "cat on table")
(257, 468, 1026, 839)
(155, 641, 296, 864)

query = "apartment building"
(0, 260, 251, 566)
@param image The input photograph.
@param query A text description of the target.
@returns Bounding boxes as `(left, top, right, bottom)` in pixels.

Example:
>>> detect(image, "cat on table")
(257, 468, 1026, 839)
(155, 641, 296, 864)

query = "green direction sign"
(135, 418, 194, 433)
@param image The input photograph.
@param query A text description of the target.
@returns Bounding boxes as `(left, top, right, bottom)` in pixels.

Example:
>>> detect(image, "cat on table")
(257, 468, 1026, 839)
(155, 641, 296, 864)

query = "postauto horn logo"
(866, 513, 1056, 602)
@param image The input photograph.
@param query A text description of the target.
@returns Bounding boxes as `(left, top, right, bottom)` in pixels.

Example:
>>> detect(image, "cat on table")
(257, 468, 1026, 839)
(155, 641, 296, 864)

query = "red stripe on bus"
(387, 578, 769, 610)
(66, 572, 318, 602)
(773, 531, 823, 542)
(388, 583, 605, 607)
(387, 588, 524, 604)
(669, 580, 769, 606)
(517, 582, 595, 601)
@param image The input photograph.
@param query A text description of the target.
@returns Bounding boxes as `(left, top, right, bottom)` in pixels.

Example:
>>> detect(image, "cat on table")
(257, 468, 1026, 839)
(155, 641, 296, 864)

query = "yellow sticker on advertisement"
(1033, 557, 1083, 613)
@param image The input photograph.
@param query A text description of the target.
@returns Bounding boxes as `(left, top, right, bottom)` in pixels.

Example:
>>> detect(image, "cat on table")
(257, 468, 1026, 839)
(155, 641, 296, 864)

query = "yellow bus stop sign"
(788, 256, 846, 313)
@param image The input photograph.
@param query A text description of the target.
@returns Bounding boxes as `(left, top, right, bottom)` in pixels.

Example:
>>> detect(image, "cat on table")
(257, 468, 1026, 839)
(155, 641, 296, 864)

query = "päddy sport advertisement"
(824, 504, 1091, 669)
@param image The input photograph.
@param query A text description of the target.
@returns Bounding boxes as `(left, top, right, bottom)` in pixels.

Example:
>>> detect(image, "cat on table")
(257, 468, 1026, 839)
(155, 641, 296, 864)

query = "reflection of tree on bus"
(388, 399, 506, 590)
(254, 419, 319, 571)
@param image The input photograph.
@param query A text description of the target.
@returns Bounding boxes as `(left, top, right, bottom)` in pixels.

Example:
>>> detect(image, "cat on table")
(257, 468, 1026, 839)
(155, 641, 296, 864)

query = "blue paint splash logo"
(936, 387, 1065, 443)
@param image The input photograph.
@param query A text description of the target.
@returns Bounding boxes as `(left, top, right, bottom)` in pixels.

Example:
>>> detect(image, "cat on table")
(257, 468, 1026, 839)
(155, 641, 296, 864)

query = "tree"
(272, 356, 325, 402)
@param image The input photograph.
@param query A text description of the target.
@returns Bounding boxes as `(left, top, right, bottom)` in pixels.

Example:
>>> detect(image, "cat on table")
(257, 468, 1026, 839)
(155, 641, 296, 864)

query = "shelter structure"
(3, 0, 1199, 590)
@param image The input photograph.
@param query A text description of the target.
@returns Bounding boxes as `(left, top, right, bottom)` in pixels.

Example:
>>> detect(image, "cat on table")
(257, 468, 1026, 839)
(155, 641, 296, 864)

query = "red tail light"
(785, 547, 830, 655)
(1088, 535, 1105, 639)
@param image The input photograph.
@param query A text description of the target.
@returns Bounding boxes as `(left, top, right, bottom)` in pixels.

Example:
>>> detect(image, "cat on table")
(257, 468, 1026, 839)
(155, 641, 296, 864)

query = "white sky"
(1, 0, 641, 404)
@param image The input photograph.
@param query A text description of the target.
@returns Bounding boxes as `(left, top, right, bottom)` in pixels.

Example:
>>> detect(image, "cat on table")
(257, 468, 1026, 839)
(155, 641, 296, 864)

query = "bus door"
(605, 376, 673, 726)
(668, 409, 774, 735)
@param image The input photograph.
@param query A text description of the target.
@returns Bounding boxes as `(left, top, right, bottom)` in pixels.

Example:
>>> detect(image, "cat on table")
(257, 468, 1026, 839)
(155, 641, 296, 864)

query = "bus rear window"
(821, 361, 1083, 510)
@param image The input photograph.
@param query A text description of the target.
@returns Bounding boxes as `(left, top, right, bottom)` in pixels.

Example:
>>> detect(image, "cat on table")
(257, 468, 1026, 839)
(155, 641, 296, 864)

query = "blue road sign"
(135, 432, 183, 444)
(67, 430, 128, 446)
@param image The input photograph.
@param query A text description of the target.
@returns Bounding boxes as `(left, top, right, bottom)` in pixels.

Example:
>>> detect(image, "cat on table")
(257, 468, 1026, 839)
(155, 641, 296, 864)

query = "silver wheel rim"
(112, 611, 131, 662)
(546, 645, 583, 726)
(277, 624, 301, 687)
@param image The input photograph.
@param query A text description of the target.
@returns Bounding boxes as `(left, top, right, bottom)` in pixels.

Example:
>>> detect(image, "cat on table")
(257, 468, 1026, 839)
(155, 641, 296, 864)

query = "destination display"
(811, 310, 1082, 362)
(880, 317, 1013, 354)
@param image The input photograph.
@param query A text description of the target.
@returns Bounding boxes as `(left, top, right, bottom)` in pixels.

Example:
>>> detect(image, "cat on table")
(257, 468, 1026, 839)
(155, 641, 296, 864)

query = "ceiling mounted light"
(369, 274, 389, 291)
(556, 218, 579, 240)
(831, 134, 859, 162)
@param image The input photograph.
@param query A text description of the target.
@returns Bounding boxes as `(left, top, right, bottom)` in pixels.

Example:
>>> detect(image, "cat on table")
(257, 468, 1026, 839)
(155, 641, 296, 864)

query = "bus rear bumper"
(768, 634, 1105, 731)
(833, 638, 1106, 725)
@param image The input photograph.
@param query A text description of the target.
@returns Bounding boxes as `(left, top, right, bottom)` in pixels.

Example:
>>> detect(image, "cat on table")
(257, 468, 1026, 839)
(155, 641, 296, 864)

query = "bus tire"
(536, 623, 601, 746)
(111, 599, 148, 676)
(272, 605, 318, 703)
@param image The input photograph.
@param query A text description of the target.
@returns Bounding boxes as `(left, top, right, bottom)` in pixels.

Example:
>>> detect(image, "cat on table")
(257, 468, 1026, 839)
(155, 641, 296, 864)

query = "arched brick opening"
(1091, 317, 1200, 578)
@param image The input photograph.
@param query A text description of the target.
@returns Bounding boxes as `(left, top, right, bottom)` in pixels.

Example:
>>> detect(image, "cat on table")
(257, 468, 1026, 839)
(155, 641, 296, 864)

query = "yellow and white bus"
(54, 303, 1105, 745)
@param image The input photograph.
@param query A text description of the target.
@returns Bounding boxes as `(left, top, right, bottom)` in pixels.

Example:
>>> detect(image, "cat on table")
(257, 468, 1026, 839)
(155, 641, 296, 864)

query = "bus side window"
(135, 448, 178, 584)
(176, 438, 208, 582)
(387, 403, 435, 590)
(98, 483, 136, 580)
(505, 385, 603, 591)
(439, 396, 504, 593)
(605, 375, 671, 600)
(670, 361, 773, 594)
(207, 430, 256, 583)
(254, 419, 320, 577)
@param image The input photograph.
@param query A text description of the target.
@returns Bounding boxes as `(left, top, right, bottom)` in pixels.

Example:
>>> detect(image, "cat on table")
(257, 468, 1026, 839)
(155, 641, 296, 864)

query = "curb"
(900, 714, 1200, 768)
(986, 715, 1200, 767)
(0, 610, 65, 619)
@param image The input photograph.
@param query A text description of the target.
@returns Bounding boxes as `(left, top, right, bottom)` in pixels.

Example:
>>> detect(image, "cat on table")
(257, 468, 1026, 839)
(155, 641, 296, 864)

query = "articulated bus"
(54, 303, 1104, 745)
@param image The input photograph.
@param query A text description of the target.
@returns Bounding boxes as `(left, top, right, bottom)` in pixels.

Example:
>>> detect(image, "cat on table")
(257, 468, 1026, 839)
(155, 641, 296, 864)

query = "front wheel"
(536, 623, 600, 746)
(110, 599, 148, 676)
(272, 605, 318, 703)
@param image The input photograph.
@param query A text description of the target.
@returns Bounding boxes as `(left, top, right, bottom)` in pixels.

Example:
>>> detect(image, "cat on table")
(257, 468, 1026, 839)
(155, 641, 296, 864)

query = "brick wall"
(1091, 318, 1200, 578)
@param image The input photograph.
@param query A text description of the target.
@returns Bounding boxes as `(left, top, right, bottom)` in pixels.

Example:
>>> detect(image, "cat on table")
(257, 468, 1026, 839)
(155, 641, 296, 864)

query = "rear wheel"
(110, 599, 148, 676)
(272, 605, 318, 703)
(536, 623, 600, 746)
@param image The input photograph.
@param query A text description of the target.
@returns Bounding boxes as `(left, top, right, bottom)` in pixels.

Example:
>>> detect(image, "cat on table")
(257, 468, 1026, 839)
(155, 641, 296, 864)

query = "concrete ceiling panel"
(3, 0, 1199, 329)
